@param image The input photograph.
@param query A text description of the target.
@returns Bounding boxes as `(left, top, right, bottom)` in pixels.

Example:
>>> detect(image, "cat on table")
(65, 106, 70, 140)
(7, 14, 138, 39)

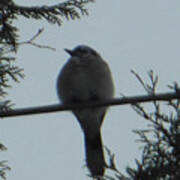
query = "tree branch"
(0, 0, 94, 50)
(9, 0, 94, 25)
(1, 91, 180, 118)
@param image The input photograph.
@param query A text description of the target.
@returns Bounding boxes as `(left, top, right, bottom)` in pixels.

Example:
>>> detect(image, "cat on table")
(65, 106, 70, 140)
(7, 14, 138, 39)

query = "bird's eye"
(90, 50, 97, 56)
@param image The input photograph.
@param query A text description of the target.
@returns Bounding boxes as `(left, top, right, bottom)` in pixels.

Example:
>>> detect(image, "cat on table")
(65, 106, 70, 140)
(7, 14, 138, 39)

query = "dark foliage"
(127, 72, 180, 180)
(0, 144, 10, 180)
(103, 71, 180, 180)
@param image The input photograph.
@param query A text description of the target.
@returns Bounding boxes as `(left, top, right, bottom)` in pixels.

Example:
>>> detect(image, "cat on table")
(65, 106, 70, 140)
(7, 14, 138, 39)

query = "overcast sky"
(1, 0, 180, 179)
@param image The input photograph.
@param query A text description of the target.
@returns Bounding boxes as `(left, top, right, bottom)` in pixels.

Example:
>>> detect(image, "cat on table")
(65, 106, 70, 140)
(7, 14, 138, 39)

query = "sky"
(1, 0, 180, 179)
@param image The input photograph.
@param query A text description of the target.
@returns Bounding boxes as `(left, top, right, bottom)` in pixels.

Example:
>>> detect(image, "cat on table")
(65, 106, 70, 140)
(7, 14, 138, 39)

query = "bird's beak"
(64, 48, 74, 56)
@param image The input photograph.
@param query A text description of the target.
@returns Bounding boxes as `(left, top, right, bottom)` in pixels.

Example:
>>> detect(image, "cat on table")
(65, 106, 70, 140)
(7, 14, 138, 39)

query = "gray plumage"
(57, 45, 114, 177)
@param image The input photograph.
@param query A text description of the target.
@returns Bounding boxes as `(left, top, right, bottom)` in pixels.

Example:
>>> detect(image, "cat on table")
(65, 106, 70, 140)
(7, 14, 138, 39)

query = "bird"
(56, 45, 114, 178)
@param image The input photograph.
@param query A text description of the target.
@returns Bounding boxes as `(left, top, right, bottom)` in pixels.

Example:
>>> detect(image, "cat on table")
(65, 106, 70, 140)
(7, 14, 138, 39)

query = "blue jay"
(57, 45, 114, 177)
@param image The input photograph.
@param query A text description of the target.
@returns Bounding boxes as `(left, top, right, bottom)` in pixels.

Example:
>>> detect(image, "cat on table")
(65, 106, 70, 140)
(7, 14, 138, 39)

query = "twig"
(19, 28, 56, 51)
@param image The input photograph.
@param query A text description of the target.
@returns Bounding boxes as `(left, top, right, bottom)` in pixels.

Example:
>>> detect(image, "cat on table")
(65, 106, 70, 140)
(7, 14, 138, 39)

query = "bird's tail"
(84, 131, 105, 178)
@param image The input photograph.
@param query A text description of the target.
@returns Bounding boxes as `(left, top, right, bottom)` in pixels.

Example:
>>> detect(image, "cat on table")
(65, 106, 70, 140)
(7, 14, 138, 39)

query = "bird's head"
(64, 45, 100, 58)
